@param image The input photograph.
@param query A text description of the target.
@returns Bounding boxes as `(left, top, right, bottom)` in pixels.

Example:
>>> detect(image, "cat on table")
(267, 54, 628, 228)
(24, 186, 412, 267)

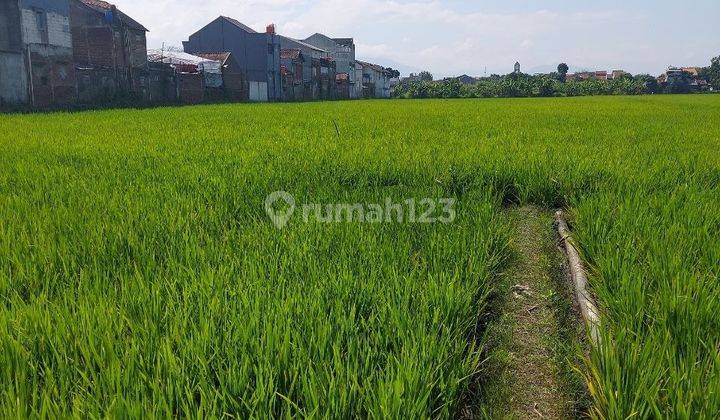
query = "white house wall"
(21, 9, 71, 48)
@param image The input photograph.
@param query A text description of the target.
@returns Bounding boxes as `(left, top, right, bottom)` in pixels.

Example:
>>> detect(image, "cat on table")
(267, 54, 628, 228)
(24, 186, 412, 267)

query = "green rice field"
(1, 95, 718, 418)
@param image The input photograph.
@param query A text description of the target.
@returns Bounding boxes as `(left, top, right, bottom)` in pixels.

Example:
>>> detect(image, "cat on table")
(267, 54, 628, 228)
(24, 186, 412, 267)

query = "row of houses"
(181, 17, 397, 102)
(566, 70, 629, 82)
(0, 1, 398, 108)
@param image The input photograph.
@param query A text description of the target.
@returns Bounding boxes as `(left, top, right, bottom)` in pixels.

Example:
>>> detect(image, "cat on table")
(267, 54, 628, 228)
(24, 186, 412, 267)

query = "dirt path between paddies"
(478, 206, 586, 419)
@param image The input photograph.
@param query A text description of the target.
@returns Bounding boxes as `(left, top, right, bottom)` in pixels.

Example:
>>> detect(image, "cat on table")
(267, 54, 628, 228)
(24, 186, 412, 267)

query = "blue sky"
(119, 0, 719, 77)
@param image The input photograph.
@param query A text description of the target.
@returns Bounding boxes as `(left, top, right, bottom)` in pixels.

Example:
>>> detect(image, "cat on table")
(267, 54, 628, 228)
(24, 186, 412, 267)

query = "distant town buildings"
(565, 70, 628, 82)
(657, 66, 710, 91)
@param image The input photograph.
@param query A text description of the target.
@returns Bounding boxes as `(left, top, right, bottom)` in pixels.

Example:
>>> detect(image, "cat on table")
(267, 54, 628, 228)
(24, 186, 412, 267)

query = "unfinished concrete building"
(303, 34, 357, 98)
(70, 0, 148, 103)
(0, 0, 26, 105)
(0, 0, 76, 107)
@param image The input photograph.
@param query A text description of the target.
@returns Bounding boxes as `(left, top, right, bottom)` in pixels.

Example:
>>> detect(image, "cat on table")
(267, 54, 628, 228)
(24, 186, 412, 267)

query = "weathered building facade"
(279, 47, 337, 101)
(0, 0, 76, 107)
(0, 0, 27, 105)
(303, 33, 358, 98)
(70, 0, 148, 103)
(357, 60, 392, 98)
(183, 17, 281, 102)
(280, 48, 308, 101)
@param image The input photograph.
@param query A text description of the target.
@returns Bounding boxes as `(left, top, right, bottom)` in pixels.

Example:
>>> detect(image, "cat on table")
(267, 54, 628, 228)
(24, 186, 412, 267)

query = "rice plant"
(0, 95, 718, 417)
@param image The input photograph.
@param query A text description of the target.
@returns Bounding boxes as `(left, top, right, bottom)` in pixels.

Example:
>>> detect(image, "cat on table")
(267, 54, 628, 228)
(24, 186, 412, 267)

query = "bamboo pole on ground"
(555, 211, 601, 347)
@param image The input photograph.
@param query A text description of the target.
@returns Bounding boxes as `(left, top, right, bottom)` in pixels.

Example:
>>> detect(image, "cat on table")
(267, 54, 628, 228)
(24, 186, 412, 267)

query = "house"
(183, 17, 281, 102)
(357, 60, 392, 98)
(70, 0, 149, 102)
(312, 56, 336, 100)
(610, 70, 628, 80)
(568, 71, 609, 81)
(303, 34, 358, 98)
(279, 48, 307, 101)
(0, 0, 76, 107)
(196, 52, 247, 101)
(70, 0, 148, 103)
(277, 34, 338, 101)
(278, 47, 337, 101)
(658, 66, 710, 92)
(681, 67, 702, 77)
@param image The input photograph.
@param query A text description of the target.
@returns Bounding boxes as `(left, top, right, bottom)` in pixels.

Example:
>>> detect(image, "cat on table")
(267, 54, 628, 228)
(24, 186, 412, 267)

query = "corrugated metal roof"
(77, 0, 148, 32)
(195, 52, 231, 65)
(147, 50, 220, 67)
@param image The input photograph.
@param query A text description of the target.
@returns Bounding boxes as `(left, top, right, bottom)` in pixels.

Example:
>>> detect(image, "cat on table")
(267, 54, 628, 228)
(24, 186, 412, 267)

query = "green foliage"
(635, 74, 661, 94)
(385, 68, 401, 79)
(558, 63, 570, 82)
(393, 73, 658, 99)
(700, 55, 720, 89)
(665, 71, 694, 94)
(418, 71, 434, 82)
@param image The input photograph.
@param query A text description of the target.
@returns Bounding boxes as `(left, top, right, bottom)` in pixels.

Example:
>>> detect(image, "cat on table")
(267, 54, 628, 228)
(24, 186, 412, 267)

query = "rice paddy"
(1, 95, 718, 418)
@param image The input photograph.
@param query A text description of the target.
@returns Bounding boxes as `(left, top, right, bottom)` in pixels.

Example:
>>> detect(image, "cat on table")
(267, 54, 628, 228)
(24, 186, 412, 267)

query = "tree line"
(393, 57, 719, 99)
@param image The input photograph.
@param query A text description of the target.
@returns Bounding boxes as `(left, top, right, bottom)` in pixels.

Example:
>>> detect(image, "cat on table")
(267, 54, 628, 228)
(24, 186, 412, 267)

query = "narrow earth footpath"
(479, 206, 581, 419)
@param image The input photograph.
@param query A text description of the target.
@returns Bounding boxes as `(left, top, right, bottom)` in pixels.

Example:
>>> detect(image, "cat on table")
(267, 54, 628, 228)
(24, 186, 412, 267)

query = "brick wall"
(27, 44, 76, 107)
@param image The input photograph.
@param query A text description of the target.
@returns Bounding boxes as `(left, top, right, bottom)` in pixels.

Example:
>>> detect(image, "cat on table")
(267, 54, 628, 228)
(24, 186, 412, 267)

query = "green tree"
(385, 68, 401, 79)
(557, 63, 569, 82)
(665, 71, 693, 94)
(699, 56, 720, 89)
(418, 71, 434, 82)
(635, 74, 660, 94)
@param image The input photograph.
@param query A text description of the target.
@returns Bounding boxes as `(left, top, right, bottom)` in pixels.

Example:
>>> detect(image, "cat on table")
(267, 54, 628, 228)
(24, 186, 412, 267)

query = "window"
(34, 9, 48, 44)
